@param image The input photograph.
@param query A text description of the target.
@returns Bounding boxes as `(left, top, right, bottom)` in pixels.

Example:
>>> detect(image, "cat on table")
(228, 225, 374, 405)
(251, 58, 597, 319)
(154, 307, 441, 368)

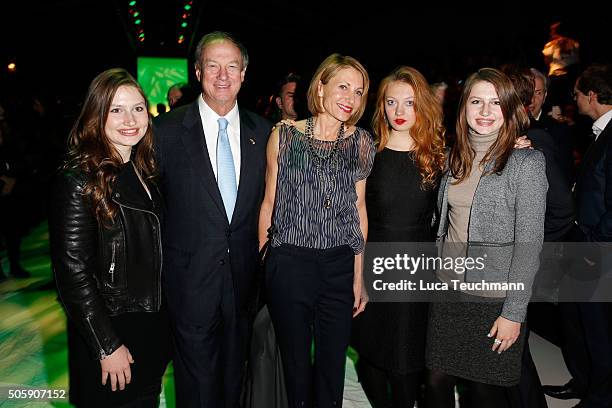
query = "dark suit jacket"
(154, 101, 272, 324)
(575, 119, 612, 242)
(532, 114, 575, 184)
(528, 126, 576, 241)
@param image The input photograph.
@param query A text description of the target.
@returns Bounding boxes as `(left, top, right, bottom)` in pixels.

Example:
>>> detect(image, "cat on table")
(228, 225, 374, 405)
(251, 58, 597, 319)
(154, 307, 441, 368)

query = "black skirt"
(67, 307, 172, 407)
(425, 292, 527, 387)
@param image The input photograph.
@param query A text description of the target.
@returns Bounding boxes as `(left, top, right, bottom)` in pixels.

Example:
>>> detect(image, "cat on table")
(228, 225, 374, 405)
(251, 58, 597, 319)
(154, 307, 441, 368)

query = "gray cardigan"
(436, 148, 548, 322)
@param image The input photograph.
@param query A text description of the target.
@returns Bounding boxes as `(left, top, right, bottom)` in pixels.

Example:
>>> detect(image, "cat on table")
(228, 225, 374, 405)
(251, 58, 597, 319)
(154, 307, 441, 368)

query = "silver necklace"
(304, 117, 344, 209)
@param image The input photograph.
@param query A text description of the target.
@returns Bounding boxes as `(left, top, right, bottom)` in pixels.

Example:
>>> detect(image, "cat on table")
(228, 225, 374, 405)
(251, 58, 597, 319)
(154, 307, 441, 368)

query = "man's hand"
(514, 135, 532, 149)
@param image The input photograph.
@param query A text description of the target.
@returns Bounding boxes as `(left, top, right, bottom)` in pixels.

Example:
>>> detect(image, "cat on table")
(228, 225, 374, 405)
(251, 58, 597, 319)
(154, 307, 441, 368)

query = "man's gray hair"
(194, 31, 249, 69)
(530, 68, 549, 90)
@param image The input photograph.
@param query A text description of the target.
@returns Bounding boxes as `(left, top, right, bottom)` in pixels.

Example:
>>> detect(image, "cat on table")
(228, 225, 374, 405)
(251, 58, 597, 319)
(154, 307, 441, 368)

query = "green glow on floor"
(0, 222, 175, 407)
(1, 222, 367, 407)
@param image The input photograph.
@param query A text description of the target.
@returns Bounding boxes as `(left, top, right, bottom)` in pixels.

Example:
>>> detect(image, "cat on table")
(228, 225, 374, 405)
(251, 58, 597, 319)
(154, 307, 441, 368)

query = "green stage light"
(135, 19, 142, 25)
(137, 57, 189, 114)
(184, 4, 191, 10)
(181, 22, 188, 28)
(129, 0, 136, 6)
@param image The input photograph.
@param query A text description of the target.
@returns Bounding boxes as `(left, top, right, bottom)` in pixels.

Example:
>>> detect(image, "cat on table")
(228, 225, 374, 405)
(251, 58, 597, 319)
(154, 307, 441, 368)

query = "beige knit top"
(447, 130, 499, 243)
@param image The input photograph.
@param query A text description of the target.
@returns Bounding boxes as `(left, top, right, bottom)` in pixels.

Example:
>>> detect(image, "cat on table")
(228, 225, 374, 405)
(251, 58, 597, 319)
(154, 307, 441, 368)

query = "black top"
(353, 148, 438, 374)
(366, 148, 436, 242)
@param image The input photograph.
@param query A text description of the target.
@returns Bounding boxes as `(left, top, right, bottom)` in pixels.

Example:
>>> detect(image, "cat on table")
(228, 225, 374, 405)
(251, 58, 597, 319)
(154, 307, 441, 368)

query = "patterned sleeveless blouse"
(271, 123, 375, 254)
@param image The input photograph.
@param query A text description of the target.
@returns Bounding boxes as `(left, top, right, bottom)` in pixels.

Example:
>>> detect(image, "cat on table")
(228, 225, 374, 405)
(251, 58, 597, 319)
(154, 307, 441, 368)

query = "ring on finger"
(494, 338, 502, 345)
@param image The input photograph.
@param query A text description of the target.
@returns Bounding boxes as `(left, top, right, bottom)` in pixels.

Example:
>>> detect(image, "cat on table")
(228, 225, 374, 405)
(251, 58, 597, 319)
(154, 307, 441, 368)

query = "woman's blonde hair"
(306, 53, 369, 126)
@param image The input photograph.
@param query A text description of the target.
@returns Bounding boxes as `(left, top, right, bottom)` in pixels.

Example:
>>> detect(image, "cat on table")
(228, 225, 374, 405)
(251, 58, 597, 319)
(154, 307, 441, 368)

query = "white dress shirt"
(197, 95, 241, 186)
(593, 109, 612, 141)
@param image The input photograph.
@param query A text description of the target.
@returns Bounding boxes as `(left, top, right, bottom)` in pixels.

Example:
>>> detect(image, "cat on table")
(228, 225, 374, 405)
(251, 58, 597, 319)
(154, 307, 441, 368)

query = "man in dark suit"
(502, 64, 578, 408)
(529, 67, 576, 184)
(154, 31, 272, 407)
(544, 63, 612, 408)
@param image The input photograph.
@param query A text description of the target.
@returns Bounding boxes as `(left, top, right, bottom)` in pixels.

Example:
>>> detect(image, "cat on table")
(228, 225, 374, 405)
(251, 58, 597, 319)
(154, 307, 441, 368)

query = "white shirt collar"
(196, 94, 242, 185)
(198, 95, 239, 128)
(534, 110, 542, 121)
(593, 109, 612, 140)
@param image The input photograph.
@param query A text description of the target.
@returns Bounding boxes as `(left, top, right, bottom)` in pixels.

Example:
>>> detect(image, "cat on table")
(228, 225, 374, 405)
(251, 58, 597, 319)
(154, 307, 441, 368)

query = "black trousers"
(266, 244, 354, 408)
(518, 330, 548, 408)
(171, 265, 248, 408)
(559, 302, 612, 407)
(67, 309, 171, 408)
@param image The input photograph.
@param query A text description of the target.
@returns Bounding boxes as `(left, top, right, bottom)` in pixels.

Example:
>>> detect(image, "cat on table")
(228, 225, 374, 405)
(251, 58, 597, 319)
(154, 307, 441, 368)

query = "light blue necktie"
(216, 117, 237, 221)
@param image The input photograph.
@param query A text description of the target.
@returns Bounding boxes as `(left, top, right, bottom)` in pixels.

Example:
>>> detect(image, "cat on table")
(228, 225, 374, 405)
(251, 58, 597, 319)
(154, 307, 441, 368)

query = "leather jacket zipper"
(85, 315, 107, 359)
(109, 242, 116, 283)
(112, 199, 163, 310)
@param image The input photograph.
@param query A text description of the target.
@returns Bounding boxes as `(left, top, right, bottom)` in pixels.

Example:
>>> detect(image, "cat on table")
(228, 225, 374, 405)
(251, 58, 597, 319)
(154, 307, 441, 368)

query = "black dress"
(353, 148, 437, 374)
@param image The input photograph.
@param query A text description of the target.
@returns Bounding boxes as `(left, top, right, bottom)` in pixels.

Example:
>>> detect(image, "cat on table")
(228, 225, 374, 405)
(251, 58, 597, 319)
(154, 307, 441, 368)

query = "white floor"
(529, 333, 579, 408)
(343, 332, 580, 408)
(343, 356, 372, 408)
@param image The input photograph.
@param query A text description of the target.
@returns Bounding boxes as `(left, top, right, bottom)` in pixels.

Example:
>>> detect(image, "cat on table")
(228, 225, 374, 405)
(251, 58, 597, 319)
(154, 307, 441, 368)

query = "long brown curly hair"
(372, 66, 446, 189)
(65, 68, 156, 225)
(450, 68, 529, 184)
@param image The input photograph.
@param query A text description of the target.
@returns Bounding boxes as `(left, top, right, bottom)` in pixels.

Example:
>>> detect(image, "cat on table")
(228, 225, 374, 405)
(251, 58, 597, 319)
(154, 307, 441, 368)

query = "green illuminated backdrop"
(137, 57, 189, 115)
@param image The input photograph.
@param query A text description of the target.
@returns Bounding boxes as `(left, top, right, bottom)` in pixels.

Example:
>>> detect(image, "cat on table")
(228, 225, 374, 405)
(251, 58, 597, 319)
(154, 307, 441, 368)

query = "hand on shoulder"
(273, 118, 298, 130)
(513, 135, 532, 149)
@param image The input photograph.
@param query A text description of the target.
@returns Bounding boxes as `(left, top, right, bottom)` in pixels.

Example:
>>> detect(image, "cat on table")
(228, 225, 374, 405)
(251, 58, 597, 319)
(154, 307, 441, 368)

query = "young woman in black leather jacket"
(49, 68, 171, 407)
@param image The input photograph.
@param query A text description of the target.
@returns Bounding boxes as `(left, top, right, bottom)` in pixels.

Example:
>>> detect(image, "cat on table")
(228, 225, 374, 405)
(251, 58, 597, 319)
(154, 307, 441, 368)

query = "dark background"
(1, 1, 610, 111)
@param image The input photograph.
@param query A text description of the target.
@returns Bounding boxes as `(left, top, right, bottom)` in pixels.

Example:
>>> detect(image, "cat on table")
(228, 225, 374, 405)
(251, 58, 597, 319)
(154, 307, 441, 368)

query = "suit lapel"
(231, 109, 258, 228)
(577, 122, 612, 187)
(180, 102, 227, 221)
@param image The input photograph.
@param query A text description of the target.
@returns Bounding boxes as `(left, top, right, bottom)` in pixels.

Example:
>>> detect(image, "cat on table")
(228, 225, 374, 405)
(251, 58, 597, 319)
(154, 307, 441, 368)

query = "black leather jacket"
(50, 162, 163, 359)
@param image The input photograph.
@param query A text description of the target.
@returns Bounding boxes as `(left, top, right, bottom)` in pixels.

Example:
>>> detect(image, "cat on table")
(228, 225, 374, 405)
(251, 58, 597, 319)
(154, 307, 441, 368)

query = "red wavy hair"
(372, 66, 446, 189)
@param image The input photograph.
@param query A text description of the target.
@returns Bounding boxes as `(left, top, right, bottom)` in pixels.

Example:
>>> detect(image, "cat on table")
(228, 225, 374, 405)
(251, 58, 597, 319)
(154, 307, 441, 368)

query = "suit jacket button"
(219, 259, 225, 265)
(226, 230, 231, 237)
